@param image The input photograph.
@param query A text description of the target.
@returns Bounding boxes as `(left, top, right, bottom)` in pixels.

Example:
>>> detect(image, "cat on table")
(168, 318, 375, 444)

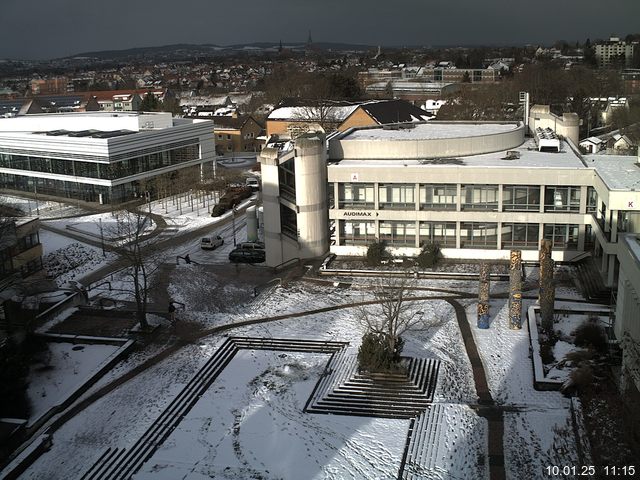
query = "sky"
(1, 0, 639, 60)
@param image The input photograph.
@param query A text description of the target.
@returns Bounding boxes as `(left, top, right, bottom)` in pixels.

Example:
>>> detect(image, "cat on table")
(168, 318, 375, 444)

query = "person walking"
(168, 301, 176, 324)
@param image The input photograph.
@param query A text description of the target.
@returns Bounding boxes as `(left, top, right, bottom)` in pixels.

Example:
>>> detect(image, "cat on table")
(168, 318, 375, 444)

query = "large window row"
(337, 221, 581, 251)
(336, 183, 586, 213)
(0, 144, 199, 181)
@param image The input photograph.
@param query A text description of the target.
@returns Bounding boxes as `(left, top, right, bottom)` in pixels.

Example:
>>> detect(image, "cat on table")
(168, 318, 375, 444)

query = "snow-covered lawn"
(26, 342, 121, 424)
(465, 296, 583, 478)
(0, 194, 83, 218)
(17, 270, 586, 480)
(135, 349, 410, 480)
(149, 193, 258, 235)
(41, 236, 115, 286)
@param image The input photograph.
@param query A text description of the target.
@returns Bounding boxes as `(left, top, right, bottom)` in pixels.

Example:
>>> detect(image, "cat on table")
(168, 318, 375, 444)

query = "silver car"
(201, 235, 224, 250)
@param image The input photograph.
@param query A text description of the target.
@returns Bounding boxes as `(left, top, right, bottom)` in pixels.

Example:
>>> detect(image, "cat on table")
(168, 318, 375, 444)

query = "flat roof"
(586, 154, 640, 190)
(340, 122, 520, 141)
(333, 139, 586, 170)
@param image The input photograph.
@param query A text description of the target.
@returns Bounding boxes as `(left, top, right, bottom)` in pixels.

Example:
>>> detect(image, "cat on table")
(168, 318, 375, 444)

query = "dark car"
(238, 241, 265, 251)
(228, 248, 265, 263)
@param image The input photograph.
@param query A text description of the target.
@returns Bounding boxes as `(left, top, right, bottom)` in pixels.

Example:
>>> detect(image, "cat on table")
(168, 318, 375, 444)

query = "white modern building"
(261, 125, 640, 418)
(260, 118, 640, 289)
(0, 112, 215, 204)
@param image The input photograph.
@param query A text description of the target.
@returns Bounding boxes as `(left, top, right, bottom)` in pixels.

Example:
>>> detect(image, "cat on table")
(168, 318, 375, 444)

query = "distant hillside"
(69, 41, 374, 60)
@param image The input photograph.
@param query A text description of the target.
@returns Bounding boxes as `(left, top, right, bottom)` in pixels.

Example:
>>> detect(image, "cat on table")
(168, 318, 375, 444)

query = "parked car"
(201, 235, 224, 250)
(228, 248, 265, 263)
(245, 177, 260, 191)
(238, 241, 265, 251)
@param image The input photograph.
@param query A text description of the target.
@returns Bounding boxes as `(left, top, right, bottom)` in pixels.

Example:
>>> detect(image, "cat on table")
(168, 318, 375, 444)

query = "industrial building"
(0, 111, 216, 204)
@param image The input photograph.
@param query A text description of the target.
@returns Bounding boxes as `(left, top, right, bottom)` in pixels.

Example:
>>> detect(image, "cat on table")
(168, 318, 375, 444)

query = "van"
(201, 235, 224, 250)
(246, 177, 260, 191)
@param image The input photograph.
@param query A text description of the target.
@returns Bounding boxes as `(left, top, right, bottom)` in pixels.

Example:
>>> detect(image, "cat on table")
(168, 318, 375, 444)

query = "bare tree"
(109, 209, 162, 330)
(357, 276, 444, 372)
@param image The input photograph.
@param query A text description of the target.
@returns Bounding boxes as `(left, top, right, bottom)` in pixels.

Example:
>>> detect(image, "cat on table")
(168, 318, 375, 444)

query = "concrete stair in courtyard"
(80, 336, 348, 480)
(306, 353, 440, 419)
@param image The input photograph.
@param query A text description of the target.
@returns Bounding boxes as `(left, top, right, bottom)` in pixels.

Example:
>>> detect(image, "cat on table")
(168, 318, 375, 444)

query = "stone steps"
(306, 354, 440, 419)
(82, 336, 348, 480)
(400, 405, 446, 479)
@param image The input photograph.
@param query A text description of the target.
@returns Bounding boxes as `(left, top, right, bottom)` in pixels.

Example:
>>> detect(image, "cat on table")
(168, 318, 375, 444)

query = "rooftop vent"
(534, 127, 561, 152)
(501, 150, 521, 160)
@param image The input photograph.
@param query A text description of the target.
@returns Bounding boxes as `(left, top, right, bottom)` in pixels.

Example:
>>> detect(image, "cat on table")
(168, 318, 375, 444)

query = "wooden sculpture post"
(509, 250, 523, 329)
(539, 240, 555, 333)
(477, 262, 491, 328)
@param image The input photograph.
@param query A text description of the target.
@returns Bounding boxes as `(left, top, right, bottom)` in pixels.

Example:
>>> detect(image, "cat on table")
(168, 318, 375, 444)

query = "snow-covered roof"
(267, 105, 359, 122)
(580, 137, 603, 145)
(341, 122, 519, 141)
(334, 138, 585, 169)
(586, 154, 640, 190)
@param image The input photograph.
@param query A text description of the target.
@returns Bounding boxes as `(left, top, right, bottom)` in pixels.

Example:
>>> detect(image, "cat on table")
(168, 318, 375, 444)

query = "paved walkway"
(447, 298, 505, 480)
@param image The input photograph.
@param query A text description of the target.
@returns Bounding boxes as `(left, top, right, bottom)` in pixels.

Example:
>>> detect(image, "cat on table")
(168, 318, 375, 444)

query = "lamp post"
(34, 181, 40, 216)
(232, 205, 237, 246)
(99, 218, 105, 257)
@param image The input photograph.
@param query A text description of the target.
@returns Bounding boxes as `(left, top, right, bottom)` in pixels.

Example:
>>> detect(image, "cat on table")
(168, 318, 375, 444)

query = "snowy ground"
(149, 193, 258, 235)
(39, 231, 116, 286)
(19, 277, 487, 480)
(135, 350, 410, 480)
(15, 258, 587, 480)
(0, 194, 84, 218)
(26, 342, 121, 424)
(465, 296, 582, 478)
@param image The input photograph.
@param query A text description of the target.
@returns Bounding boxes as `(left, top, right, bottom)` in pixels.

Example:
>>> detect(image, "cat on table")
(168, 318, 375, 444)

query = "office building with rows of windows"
(261, 118, 640, 290)
(0, 112, 215, 204)
(260, 117, 640, 418)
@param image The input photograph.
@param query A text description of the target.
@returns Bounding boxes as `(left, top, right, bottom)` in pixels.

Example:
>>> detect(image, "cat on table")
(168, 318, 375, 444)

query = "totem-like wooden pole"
(509, 250, 523, 329)
(538, 239, 552, 301)
(540, 256, 556, 333)
(477, 262, 491, 328)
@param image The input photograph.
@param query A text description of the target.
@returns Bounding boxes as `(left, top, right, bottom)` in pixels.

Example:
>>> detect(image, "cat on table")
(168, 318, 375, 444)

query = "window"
(544, 186, 580, 212)
(587, 186, 598, 214)
(543, 224, 579, 249)
(379, 221, 416, 246)
(419, 222, 456, 247)
(378, 184, 415, 209)
(419, 184, 456, 210)
(338, 183, 374, 209)
(217, 134, 223, 140)
(340, 221, 375, 245)
(280, 204, 297, 239)
(585, 224, 595, 249)
(278, 158, 296, 202)
(226, 134, 232, 140)
(501, 223, 539, 249)
(460, 222, 498, 248)
(502, 185, 540, 211)
(462, 185, 499, 210)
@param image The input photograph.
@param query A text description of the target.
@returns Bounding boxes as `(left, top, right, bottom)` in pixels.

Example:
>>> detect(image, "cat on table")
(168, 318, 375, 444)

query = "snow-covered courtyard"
(1, 195, 591, 480)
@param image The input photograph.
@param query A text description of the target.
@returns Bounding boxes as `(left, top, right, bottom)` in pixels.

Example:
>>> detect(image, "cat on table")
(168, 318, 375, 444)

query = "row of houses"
(0, 89, 174, 117)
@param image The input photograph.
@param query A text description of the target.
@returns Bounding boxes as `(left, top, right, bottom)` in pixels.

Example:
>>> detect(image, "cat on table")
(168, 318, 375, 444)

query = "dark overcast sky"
(1, 0, 639, 59)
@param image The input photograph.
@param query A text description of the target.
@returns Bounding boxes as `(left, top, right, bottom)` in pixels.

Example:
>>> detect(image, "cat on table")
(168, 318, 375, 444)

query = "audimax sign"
(342, 211, 379, 217)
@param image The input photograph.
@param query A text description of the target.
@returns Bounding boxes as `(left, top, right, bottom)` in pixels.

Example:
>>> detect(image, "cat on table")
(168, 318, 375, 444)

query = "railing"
(273, 257, 300, 273)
